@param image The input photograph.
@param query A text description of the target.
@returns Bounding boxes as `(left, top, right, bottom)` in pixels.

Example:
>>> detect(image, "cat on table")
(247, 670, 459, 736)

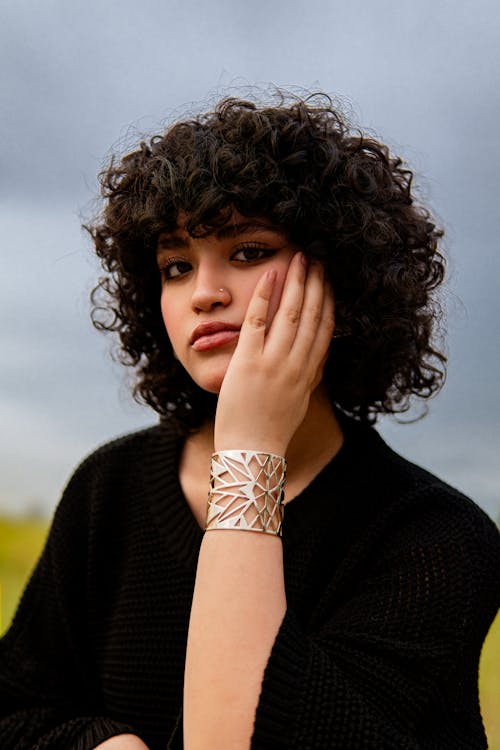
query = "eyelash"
(232, 243, 274, 262)
(158, 257, 191, 280)
(158, 243, 274, 281)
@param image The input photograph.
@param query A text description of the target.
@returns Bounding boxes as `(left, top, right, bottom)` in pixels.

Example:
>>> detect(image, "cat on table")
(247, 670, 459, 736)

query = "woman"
(1, 93, 499, 749)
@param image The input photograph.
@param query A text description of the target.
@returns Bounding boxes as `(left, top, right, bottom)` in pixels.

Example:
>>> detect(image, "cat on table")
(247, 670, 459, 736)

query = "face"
(156, 214, 297, 394)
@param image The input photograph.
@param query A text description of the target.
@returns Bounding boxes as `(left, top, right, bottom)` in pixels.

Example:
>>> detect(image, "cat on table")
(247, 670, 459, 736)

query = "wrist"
(214, 436, 288, 456)
(205, 450, 286, 536)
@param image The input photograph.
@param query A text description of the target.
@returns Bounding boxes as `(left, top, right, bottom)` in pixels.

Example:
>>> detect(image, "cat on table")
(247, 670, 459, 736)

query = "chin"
(192, 368, 227, 395)
(201, 379, 224, 395)
(190, 352, 233, 395)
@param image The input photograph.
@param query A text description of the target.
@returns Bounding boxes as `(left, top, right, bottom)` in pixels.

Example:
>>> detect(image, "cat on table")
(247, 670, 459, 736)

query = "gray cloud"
(1, 0, 499, 520)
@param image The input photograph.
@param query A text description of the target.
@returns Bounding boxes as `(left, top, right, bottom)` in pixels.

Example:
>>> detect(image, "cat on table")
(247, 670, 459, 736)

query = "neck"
(284, 384, 343, 485)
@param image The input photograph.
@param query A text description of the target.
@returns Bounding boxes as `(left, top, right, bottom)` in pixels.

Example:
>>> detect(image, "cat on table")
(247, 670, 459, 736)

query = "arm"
(183, 254, 334, 749)
(184, 530, 286, 749)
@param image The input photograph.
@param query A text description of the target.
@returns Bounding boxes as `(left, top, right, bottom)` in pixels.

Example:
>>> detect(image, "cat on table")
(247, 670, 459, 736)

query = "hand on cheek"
(214, 252, 334, 455)
(265, 256, 296, 330)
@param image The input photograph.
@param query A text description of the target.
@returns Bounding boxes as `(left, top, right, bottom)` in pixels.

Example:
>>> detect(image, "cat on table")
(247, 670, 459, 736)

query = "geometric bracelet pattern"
(205, 450, 286, 536)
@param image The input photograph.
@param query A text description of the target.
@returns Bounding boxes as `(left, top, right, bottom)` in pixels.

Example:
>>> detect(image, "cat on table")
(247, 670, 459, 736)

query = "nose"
(191, 264, 232, 313)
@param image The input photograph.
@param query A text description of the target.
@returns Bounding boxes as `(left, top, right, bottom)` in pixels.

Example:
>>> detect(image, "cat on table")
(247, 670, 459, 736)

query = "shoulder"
(332, 417, 500, 634)
(66, 420, 178, 485)
(76, 420, 174, 464)
(344, 414, 489, 506)
(376, 427, 495, 525)
(337, 414, 500, 567)
(50, 420, 181, 526)
(369, 426, 500, 600)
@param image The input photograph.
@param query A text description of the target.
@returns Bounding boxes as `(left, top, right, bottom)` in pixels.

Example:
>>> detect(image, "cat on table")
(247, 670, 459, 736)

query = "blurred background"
(1, 0, 499, 741)
(1, 0, 499, 524)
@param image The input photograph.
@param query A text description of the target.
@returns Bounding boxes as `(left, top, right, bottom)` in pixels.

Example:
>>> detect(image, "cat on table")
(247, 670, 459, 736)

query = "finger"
(288, 260, 328, 362)
(236, 268, 276, 356)
(305, 281, 335, 372)
(264, 251, 307, 356)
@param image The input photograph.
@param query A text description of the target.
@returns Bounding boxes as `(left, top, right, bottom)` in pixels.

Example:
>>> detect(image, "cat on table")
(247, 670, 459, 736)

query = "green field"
(0, 516, 49, 633)
(1, 516, 499, 747)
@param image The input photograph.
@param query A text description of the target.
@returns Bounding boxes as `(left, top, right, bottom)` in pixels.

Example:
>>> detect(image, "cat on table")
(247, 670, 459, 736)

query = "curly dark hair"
(88, 91, 446, 433)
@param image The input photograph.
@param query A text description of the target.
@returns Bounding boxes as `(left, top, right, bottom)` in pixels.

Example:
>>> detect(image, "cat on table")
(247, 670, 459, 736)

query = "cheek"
(160, 296, 179, 345)
(160, 298, 169, 331)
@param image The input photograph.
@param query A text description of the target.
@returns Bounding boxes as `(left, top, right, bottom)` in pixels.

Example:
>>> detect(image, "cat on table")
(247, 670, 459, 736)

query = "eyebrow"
(216, 221, 278, 239)
(156, 221, 281, 252)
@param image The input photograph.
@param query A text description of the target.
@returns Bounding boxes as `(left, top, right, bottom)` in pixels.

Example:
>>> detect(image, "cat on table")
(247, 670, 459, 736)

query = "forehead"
(156, 212, 286, 251)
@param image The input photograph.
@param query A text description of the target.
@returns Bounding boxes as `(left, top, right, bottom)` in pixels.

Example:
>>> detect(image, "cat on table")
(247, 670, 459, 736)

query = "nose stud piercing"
(212, 287, 231, 305)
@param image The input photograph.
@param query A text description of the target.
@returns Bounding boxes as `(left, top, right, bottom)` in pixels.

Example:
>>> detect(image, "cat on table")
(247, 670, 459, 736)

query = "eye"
(232, 243, 274, 263)
(158, 258, 192, 280)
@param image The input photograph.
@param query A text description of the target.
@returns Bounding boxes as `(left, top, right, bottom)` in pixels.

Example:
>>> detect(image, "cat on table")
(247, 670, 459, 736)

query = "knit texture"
(1, 415, 499, 749)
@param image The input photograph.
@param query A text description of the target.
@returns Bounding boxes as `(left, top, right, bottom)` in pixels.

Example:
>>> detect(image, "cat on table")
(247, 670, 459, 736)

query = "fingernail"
(299, 252, 308, 267)
(266, 268, 277, 283)
(312, 259, 324, 273)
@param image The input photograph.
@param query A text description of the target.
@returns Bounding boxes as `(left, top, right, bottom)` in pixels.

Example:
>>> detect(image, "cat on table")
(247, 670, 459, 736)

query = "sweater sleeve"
(0, 459, 144, 750)
(251, 485, 500, 749)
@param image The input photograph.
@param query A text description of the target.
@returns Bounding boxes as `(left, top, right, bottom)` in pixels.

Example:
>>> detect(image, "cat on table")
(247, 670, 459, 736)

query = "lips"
(190, 321, 241, 351)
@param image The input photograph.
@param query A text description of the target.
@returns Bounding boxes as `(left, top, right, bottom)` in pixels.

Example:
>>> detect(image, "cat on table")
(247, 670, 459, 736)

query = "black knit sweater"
(1, 416, 499, 749)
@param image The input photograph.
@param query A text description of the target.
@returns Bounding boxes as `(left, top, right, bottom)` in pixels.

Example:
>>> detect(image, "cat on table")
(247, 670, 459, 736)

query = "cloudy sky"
(1, 0, 499, 521)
